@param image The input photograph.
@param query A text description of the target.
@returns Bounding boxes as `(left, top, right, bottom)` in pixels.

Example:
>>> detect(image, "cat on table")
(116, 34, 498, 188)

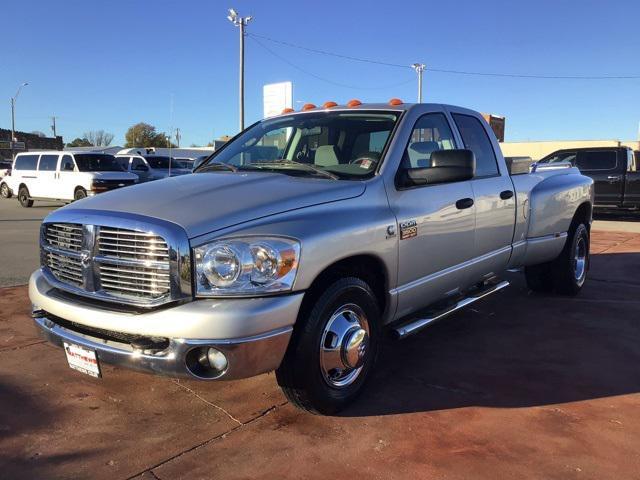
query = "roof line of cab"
(274, 98, 467, 116)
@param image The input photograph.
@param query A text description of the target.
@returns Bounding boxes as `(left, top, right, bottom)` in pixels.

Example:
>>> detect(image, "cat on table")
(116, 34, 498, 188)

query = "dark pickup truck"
(539, 146, 640, 210)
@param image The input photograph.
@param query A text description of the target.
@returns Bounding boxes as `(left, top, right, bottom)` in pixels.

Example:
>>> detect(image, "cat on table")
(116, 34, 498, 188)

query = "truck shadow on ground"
(342, 252, 640, 417)
(0, 380, 103, 477)
(594, 209, 640, 223)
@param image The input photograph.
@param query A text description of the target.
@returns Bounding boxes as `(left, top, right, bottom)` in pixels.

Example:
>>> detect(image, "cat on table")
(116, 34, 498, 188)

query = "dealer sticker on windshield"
(63, 342, 101, 378)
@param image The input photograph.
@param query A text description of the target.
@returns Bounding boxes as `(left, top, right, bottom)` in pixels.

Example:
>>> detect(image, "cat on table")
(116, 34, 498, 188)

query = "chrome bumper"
(33, 314, 292, 380)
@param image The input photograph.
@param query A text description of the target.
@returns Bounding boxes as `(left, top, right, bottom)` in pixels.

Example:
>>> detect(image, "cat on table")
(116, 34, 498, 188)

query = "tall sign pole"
(227, 9, 252, 132)
(10, 82, 28, 160)
(411, 63, 426, 103)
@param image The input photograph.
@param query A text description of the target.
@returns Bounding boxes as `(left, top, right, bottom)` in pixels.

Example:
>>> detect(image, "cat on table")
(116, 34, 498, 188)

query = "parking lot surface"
(1, 223, 639, 479)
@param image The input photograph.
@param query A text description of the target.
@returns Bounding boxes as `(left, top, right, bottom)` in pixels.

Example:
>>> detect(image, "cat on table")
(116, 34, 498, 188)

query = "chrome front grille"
(46, 250, 83, 286)
(45, 223, 83, 252)
(40, 218, 190, 307)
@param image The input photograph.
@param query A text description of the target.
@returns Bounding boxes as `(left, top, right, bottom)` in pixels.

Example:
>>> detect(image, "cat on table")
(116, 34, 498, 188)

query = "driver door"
(386, 111, 476, 319)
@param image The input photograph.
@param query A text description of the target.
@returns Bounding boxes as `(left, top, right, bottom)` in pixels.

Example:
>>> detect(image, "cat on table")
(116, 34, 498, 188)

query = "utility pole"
(227, 9, 252, 132)
(175, 127, 181, 148)
(411, 63, 426, 103)
(51, 116, 57, 137)
(10, 82, 29, 160)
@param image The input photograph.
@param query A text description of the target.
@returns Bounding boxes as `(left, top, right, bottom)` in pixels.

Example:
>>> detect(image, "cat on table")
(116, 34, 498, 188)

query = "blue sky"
(3, 0, 640, 146)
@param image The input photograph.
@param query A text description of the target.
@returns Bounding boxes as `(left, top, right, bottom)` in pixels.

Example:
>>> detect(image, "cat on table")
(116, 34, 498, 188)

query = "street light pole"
(227, 9, 252, 132)
(411, 64, 426, 103)
(10, 82, 28, 160)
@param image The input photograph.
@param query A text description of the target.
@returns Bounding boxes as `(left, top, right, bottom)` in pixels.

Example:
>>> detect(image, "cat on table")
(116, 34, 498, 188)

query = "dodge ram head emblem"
(80, 252, 91, 267)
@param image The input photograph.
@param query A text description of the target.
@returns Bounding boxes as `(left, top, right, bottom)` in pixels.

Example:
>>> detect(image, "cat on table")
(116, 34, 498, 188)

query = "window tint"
(14, 154, 39, 170)
(116, 156, 131, 170)
(60, 155, 75, 171)
(540, 151, 576, 164)
(576, 151, 617, 171)
(131, 157, 148, 170)
(401, 113, 456, 169)
(452, 114, 499, 177)
(38, 154, 59, 171)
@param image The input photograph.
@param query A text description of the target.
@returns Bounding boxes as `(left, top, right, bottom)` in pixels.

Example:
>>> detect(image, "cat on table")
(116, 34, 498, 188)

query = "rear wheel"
(0, 182, 11, 199)
(74, 188, 87, 201)
(276, 277, 381, 415)
(18, 186, 33, 208)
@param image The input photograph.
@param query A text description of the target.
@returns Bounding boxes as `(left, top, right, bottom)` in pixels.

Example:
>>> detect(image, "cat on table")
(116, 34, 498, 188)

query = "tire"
(276, 277, 381, 415)
(74, 188, 87, 201)
(551, 223, 589, 295)
(18, 186, 33, 208)
(524, 222, 589, 296)
(0, 182, 11, 199)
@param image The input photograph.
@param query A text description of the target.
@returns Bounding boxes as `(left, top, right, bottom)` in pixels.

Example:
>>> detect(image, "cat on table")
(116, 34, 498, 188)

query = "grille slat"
(43, 223, 173, 302)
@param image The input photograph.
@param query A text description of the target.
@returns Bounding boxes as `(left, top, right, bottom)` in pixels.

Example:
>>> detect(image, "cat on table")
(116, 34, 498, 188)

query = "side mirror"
(399, 149, 475, 187)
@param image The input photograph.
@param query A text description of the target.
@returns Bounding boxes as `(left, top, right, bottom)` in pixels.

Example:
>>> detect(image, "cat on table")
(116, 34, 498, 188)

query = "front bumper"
(29, 269, 303, 380)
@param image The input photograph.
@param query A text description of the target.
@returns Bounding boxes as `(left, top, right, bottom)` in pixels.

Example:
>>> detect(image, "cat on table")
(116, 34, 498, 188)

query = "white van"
(11, 151, 138, 207)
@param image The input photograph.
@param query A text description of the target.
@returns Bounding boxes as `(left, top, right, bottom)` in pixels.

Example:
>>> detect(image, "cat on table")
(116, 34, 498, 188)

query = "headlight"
(194, 237, 300, 296)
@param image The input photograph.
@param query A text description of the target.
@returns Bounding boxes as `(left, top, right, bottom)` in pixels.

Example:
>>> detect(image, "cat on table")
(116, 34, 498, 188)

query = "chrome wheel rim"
(574, 236, 587, 283)
(319, 304, 370, 388)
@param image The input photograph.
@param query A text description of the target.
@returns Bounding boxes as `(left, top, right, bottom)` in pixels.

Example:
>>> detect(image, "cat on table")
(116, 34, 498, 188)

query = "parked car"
(30, 101, 593, 414)
(10, 151, 138, 207)
(115, 154, 191, 182)
(0, 159, 13, 198)
(538, 146, 640, 210)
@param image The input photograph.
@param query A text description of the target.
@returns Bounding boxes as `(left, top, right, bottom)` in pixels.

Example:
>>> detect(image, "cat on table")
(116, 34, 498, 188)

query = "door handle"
(500, 190, 514, 200)
(455, 197, 474, 210)
(607, 175, 621, 182)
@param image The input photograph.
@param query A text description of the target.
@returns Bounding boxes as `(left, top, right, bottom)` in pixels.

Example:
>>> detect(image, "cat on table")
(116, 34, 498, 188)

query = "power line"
(249, 32, 640, 80)
(249, 36, 414, 90)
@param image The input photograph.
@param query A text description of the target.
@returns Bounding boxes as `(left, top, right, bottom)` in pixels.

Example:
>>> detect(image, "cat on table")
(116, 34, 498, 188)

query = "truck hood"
(58, 171, 366, 238)
(90, 171, 139, 181)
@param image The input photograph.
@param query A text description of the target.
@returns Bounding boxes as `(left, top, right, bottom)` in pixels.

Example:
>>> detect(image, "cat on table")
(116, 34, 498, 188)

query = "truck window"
(14, 154, 39, 170)
(576, 151, 617, 171)
(116, 156, 131, 170)
(541, 151, 576, 164)
(60, 155, 75, 171)
(38, 154, 59, 171)
(452, 114, 499, 177)
(401, 113, 456, 169)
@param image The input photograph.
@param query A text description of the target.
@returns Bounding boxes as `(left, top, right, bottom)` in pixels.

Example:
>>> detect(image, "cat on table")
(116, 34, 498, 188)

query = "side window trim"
(395, 111, 460, 190)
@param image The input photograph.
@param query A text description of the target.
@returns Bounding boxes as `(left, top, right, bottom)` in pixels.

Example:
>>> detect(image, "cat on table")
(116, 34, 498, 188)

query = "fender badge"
(400, 220, 417, 240)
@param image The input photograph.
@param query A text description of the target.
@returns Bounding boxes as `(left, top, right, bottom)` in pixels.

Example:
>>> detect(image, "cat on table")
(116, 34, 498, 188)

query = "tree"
(124, 122, 175, 148)
(84, 130, 114, 147)
(66, 137, 92, 147)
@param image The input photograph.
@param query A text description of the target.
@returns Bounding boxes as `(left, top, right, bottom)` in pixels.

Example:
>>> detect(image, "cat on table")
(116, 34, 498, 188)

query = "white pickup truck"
(30, 101, 593, 414)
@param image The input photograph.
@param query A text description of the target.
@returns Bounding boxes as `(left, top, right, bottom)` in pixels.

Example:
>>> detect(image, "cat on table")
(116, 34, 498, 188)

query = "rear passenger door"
(576, 150, 622, 206)
(32, 153, 59, 198)
(450, 110, 516, 281)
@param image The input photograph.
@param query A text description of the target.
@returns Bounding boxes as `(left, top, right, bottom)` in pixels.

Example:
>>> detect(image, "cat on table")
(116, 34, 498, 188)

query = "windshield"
(197, 111, 400, 179)
(74, 154, 125, 172)
(144, 156, 185, 169)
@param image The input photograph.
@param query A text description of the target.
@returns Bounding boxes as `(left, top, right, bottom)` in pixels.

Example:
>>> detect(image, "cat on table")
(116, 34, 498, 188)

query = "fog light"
(207, 348, 228, 372)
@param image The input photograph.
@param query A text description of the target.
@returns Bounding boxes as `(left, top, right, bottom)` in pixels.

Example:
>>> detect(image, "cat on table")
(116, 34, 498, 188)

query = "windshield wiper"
(243, 160, 339, 180)
(197, 162, 238, 173)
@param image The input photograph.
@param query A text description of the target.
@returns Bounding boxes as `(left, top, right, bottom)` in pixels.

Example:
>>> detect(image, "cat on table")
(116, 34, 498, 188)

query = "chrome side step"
(392, 280, 510, 339)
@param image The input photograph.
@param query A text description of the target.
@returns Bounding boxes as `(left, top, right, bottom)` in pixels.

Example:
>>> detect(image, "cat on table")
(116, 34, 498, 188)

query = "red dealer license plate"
(63, 342, 102, 378)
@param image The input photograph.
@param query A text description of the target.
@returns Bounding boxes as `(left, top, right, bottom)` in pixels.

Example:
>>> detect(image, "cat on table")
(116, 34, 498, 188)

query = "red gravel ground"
(1, 229, 639, 479)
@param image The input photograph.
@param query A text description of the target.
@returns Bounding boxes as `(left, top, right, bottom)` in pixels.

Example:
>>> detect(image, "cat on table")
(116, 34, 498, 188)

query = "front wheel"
(0, 182, 11, 199)
(276, 277, 381, 415)
(74, 188, 87, 201)
(18, 186, 33, 208)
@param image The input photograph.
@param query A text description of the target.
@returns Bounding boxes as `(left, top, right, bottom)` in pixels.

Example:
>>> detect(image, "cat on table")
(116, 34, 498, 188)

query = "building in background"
(482, 114, 505, 142)
(263, 82, 293, 118)
(0, 129, 63, 160)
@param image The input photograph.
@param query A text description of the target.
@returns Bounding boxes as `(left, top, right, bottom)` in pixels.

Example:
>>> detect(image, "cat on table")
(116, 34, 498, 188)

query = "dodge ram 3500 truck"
(29, 101, 594, 414)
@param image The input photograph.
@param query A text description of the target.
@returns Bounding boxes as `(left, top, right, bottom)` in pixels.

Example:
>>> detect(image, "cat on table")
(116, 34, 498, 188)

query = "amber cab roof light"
(281, 107, 295, 114)
(347, 99, 362, 107)
(389, 98, 403, 106)
(301, 103, 316, 111)
(322, 101, 338, 108)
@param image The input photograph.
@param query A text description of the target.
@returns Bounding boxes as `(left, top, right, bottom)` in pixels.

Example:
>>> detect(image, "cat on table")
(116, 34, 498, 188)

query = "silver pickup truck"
(29, 101, 594, 414)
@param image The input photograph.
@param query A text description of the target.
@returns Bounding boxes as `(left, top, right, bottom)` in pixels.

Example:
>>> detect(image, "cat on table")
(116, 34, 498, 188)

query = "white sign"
(263, 81, 293, 118)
